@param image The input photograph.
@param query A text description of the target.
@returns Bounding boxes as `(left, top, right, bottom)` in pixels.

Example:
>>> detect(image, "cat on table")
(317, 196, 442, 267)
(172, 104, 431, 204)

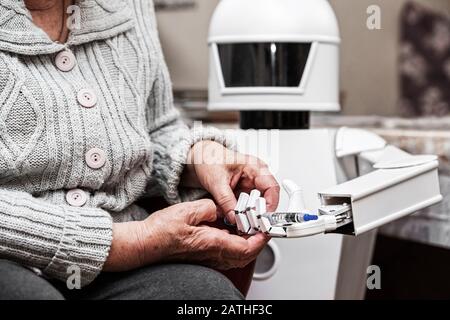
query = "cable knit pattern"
(0, 0, 232, 287)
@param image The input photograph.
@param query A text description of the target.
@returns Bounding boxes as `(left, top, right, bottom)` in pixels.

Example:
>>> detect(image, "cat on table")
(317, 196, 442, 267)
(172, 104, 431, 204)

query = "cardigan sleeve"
(145, 60, 235, 204)
(143, 2, 235, 203)
(0, 189, 112, 287)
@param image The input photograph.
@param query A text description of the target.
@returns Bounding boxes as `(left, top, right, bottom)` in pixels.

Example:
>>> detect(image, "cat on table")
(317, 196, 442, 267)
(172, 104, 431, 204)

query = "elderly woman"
(0, 0, 280, 300)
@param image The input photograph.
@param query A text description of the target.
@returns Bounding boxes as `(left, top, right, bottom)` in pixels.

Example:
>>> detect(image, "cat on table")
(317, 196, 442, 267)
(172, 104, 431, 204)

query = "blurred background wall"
(155, 0, 450, 116)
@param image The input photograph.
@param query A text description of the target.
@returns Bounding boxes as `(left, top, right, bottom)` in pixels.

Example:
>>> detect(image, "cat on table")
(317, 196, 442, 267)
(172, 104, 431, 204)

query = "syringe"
(261, 212, 319, 226)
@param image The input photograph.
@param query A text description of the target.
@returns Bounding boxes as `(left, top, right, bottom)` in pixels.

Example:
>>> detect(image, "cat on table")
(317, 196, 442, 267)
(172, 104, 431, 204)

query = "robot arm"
(234, 128, 442, 238)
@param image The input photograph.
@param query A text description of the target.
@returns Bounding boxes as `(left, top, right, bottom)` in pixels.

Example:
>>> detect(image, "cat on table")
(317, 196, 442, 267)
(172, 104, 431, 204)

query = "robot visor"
(217, 42, 311, 88)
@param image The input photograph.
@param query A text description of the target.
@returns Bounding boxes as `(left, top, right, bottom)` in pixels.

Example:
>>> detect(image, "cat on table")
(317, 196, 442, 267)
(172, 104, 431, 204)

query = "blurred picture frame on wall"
(399, 1, 450, 117)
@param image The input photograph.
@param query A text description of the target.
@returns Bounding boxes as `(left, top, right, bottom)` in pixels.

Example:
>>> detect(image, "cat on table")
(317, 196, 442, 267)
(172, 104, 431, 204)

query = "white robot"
(208, 0, 442, 299)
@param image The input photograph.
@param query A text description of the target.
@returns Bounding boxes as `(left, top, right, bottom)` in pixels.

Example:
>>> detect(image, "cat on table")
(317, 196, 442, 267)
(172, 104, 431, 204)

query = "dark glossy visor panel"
(218, 43, 311, 88)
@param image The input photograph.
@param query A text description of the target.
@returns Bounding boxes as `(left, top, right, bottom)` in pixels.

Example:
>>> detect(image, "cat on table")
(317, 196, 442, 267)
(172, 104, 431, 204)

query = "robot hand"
(234, 180, 352, 238)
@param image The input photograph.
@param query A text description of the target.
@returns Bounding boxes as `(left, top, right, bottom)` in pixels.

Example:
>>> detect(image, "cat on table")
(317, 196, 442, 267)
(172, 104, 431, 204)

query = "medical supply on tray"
(234, 180, 353, 238)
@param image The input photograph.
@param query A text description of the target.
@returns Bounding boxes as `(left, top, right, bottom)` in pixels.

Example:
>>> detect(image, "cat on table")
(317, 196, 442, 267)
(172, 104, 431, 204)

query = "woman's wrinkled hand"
(184, 141, 280, 224)
(104, 200, 270, 272)
(142, 200, 269, 269)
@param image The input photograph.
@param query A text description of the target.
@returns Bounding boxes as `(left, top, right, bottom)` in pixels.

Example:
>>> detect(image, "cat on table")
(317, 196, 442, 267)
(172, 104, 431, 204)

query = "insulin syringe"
(261, 212, 319, 226)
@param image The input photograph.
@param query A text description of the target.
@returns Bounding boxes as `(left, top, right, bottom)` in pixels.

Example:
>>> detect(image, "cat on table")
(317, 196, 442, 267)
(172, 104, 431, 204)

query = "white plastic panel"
(373, 155, 438, 169)
(335, 127, 386, 158)
(234, 130, 343, 300)
(320, 161, 442, 235)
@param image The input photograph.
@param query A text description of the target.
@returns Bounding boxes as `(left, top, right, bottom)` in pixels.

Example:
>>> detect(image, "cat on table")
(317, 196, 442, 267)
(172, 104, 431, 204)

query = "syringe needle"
(263, 212, 319, 225)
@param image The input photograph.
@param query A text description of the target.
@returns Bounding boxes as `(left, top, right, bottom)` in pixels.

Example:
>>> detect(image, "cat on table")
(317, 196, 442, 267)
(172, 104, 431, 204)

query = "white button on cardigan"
(77, 88, 98, 108)
(66, 189, 88, 207)
(85, 148, 106, 169)
(55, 50, 76, 72)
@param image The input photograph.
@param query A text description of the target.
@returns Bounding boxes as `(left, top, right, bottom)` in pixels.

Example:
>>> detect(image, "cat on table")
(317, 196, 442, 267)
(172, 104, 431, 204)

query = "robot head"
(208, 0, 341, 112)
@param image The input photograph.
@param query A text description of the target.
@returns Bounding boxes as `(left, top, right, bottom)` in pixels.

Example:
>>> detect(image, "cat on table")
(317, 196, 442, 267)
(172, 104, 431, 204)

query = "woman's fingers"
(203, 227, 270, 267)
(256, 179, 280, 212)
(185, 199, 218, 226)
(208, 183, 238, 225)
(243, 162, 281, 212)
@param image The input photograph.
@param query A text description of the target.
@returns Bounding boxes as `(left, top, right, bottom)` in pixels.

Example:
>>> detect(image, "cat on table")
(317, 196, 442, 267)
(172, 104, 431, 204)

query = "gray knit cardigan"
(0, 0, 231, 287)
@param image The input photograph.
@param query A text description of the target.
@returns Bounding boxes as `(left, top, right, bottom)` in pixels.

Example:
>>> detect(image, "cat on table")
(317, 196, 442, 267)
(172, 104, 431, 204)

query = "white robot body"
(206, 0, 442, 299)
(234, 129, 441, 299)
